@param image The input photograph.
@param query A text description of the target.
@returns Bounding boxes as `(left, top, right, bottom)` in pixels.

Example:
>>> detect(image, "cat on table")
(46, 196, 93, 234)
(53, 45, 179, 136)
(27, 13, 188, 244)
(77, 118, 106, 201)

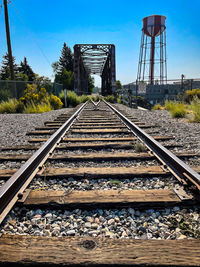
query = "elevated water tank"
(143, 15, 166, 37)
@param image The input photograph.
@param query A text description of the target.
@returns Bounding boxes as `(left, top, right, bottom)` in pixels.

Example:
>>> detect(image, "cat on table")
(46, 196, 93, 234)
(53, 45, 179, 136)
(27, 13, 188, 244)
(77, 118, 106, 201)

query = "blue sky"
(0, 0, 200, 86)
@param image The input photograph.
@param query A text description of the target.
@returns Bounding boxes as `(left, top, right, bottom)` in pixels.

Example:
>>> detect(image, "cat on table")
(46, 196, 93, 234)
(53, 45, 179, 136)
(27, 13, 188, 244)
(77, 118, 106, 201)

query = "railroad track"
(0, 100, 200, 266)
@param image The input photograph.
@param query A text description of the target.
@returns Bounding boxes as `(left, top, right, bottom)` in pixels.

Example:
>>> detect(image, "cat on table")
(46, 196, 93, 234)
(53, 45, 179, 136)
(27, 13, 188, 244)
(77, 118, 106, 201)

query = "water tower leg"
(150, 36, 155, 85)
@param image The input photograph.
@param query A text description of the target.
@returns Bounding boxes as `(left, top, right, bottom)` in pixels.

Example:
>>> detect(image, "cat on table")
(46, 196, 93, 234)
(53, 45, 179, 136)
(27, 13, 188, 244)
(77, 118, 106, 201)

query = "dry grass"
(134, 141, 147, 152)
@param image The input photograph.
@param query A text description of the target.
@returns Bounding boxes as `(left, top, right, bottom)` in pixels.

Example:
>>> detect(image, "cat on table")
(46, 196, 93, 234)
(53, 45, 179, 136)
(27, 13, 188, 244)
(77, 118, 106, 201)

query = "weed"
(104, 95, 115, 103)
(23, 101, 52, 113)
(134, 141, 147, 152)
(109, 180, 121, 184)
(59, 90, 80, 107)
(152, 103, 162, 110)
(164, 100, 174, 111)
(165, 100, 186, 118)
(79, 94, 90, 103)
(189, 97, 200, 122)
(170, 103, 186, 118)
(91, 95, 103, 102)
(0, 98, 20, 113)
(183, 88, 200, 103)
(0, 88, 12, 102)
(117, 95, 122, 104)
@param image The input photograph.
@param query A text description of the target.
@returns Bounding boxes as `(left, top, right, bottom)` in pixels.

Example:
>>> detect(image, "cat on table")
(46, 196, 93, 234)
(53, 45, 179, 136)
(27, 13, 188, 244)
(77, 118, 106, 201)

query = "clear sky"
(0, 0, 200, 86)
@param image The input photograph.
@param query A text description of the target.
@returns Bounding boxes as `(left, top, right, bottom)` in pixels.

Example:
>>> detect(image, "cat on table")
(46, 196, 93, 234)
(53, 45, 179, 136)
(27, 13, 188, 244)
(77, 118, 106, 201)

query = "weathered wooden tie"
(0, 235, 200, 266)
(0, 152, 197, 161)
(28, 135, 174, 143)
(71, 129, 131, 134)
(22, 189, 188, 208)
(39, 166, 168, 179)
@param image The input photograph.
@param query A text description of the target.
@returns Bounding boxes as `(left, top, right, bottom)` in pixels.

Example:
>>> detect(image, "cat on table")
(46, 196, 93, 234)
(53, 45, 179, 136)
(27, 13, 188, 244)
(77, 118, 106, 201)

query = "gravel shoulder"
(0, 108, 73, 149)
(115, 104, 200, 153)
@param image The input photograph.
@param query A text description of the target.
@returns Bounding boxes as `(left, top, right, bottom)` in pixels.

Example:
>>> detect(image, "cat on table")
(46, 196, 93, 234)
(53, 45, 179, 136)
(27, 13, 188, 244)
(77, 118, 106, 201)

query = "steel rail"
(0, 102, 88, 224)
(91, 100, 100, 107)
(104, 100, 200, 191)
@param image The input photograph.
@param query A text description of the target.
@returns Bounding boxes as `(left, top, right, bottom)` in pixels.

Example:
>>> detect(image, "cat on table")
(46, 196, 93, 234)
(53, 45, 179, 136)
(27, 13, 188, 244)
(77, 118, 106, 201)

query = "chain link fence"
(0, 80, 63, 102)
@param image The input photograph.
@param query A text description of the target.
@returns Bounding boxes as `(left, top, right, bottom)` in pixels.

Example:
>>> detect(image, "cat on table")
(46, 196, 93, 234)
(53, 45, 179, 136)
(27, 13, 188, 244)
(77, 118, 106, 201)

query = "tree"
(55, 69, 74, 91)
(0, 53, 18, 80)
(53, 43, 74, 91)
(52, 61, 59, 74)
(15, 72, 29, 81)
(34, 74, 53, 93)
(18, 57, 35, 81)
(116, 80, 122, 90)
(57, 42, 73, 73)
(88, 75, 94, 94)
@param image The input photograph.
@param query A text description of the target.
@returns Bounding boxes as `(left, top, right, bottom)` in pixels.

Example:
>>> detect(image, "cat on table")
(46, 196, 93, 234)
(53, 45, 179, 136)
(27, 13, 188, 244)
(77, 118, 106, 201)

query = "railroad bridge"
(74, 44, 116, 96)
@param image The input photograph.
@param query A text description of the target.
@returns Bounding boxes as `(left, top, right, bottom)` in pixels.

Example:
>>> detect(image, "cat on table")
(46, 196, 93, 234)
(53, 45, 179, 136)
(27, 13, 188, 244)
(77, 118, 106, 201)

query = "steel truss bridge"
(74, 44, 116, 95)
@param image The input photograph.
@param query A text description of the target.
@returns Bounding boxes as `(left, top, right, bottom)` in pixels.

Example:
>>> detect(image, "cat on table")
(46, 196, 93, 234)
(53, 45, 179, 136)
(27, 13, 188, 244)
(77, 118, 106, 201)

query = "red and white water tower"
(137, 15, 167, 84)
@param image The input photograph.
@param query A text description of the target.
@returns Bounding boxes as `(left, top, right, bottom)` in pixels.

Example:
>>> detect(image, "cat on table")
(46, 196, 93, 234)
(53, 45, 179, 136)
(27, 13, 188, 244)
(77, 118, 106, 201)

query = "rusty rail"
(0, 102, 87, 224)
(104, 100, 200, 191)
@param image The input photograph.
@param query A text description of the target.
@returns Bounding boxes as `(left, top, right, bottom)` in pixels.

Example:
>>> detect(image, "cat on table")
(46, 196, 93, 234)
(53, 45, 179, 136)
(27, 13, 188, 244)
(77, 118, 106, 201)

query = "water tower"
(137, 15, 167, 85)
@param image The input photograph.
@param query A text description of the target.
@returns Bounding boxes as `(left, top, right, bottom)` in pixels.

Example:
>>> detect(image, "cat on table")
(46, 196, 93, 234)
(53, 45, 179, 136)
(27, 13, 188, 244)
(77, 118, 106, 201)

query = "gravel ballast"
(115, 104, 200, 153)
(28, 176, 183, 191)
(0, 108, 73, 149)
(1, 206, 199, 239)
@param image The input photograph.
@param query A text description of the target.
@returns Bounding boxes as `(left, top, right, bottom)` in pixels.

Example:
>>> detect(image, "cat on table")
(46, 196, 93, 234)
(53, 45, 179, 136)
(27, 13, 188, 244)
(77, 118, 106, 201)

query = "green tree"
(34, 74, 53, 93)
(52, 61, 59, 74)
(0, 53, 18, 80)
(15, 72, 29, 81)
(88, 75, 94, 94)
(58, 42, 73, 73)
(18, 57, 35, 81)
(55, 69, 74, 91)
(116, 80, 122, 90)
(53, 43, 74, 91)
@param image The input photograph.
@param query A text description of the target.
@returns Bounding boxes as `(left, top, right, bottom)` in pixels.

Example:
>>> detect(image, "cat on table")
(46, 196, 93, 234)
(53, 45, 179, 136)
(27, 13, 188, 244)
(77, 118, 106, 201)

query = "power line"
(9, 0, 52, 67)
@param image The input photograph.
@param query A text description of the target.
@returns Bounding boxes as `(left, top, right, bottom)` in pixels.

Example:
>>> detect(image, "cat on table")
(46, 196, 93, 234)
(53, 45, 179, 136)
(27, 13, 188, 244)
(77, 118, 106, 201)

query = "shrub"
(170, 103, 186, 118)
(49, 94, 63, 110)
(164, 100, 174, 111)
(117, 95, 122, 104)
(91, 95, 103, 102)
(0, 98, 21, 113)
(0, 88, 12, 102)
(23, 101, 52, 114)
(20, 84, 63, 112)
(79, 94, 90, 103)
(133, 96, 152, 109)
(19, 84, 49, 106)
(66, 90, 80, 107)
(0, 84, 63, 113)
(164, 100, 186, 118)
(59, 90, 92, 107)
(189, 97, 200, 122)
(104, 95, 115, 103)
(152, 103, 162, 110)
(183, 88, 200, 103)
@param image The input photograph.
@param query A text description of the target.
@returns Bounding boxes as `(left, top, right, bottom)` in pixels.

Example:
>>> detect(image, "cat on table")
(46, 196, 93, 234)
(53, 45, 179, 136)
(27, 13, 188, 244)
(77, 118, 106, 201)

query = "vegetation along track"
(0, 100, 200, 266)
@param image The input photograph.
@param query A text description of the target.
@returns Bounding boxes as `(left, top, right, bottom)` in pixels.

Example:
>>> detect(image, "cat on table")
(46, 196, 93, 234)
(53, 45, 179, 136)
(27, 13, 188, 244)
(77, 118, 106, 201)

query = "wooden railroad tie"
(28, 135, 175, 143)
(0, 235, 200, 266)
(21, 189, 194, 208)
(0, 152, 198, 161)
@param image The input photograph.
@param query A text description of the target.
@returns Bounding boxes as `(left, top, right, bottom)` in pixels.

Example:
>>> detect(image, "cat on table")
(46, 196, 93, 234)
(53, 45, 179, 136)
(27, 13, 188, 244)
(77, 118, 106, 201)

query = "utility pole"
(3, 0, 15, 80)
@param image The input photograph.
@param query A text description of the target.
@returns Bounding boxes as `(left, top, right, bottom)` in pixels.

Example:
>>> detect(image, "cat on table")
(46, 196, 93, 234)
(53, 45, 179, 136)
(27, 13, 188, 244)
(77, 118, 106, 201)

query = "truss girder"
(74, 44, 116, 95)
